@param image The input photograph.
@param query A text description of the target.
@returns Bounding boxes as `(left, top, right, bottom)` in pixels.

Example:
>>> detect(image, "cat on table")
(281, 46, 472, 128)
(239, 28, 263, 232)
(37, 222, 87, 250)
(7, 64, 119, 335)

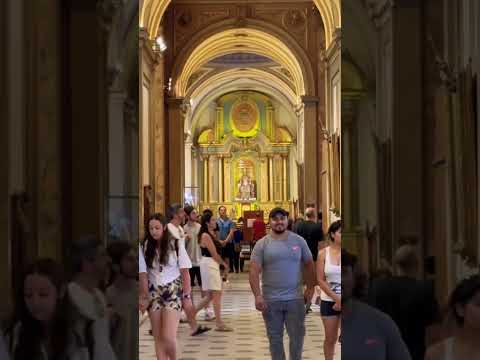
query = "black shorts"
(221, 243, 234, 259)
(189, 266, 202, 287)
(320, 300, 341, 317)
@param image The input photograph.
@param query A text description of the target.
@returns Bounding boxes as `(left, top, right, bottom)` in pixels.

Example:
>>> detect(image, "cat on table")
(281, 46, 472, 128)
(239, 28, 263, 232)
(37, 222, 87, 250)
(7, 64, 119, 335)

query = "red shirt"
(252, 219, 266, 241)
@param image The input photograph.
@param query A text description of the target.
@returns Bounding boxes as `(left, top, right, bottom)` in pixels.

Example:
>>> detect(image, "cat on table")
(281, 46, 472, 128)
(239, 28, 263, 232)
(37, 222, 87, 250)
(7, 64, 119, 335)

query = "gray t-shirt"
(0, 332, 9, 360)
(342, 300, 412, 360)
(251, 232, 313, 302)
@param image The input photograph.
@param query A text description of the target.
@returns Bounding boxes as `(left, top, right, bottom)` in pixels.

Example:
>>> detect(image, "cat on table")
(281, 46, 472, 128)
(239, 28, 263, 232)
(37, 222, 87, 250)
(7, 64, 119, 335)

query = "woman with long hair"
(143, 213, 206, 360)
(198, 212, 233, 332)
(425, 275, 480, 359)
(317, 220, 342, 360)
(7, 258, 69, 360)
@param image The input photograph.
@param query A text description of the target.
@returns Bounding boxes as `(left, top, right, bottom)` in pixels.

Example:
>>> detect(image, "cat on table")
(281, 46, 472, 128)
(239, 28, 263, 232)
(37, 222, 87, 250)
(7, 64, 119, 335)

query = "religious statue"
(236, 175, 256, 201)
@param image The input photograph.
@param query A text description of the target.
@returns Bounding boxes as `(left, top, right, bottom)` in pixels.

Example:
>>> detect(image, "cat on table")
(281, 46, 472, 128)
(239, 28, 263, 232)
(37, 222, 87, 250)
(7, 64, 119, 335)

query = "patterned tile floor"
(139, 273, 341, 359)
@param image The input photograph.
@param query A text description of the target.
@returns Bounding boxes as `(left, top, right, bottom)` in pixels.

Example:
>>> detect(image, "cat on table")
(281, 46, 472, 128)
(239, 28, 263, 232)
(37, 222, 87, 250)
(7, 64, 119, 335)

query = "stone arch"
(169, 18, 316, 97)
(140, 0, 341, 48)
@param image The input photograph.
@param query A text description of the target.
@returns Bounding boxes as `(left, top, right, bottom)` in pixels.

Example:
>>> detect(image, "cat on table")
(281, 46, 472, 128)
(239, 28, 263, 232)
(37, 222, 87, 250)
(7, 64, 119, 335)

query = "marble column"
(274, 155, 282, 202)
(208, 155, 218, 203)
(218, 156, 224, 203)
(260, 157, 269, 202)
(342, 99, 358, 235)
(192, 148, 198, 194)
(368, 0, 424, 252)
(266, 102, 274, 141)
(185, 139, 193, 191)
(152, 50, 165, 214)
(301, 96, 319, 207)
(108, 90, 127, 206)
(282, 155, 288, 201)
(268, 155, 274, 201)
(166, 97, 186, 205)
(215, 103, 223, 141)
(26, 0, 65, 259)
(203, 156, 209, 203)
(139, 28, 153, 236)
(224, 157, 232, 202)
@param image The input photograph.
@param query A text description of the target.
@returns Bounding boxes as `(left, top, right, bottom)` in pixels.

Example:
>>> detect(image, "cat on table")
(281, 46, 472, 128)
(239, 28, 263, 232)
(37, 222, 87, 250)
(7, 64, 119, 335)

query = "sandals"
(215, 324, 234, 332)
(191, 325, 211, 336)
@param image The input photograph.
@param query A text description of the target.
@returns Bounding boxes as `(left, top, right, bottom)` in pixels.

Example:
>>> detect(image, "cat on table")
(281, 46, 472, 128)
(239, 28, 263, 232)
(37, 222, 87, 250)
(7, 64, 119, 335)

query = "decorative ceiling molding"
(140, 0, 341, 48)
(172, 27, 310, 97)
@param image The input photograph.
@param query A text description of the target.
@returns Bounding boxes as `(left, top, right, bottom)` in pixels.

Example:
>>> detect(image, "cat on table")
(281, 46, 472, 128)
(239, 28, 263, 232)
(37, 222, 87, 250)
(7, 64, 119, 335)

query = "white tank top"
(320, 247, 341, 302)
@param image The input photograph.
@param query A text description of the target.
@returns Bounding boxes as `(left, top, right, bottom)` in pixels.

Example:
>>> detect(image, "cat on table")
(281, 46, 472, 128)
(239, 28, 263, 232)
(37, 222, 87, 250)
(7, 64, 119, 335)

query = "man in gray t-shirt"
(0, 331, 9, 360)
(250, 207, 316, 360)
(342, 250, 411, 360)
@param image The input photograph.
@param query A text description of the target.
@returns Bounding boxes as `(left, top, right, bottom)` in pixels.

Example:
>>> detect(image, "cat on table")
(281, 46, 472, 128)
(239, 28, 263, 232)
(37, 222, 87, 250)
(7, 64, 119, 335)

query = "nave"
(139, 273, 341, 360)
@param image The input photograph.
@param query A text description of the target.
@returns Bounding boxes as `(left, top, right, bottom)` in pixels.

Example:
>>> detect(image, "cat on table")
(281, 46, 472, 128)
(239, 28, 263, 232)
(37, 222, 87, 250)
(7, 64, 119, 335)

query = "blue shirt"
(251, 232, 313, 302)
(216, 218, 234, 240)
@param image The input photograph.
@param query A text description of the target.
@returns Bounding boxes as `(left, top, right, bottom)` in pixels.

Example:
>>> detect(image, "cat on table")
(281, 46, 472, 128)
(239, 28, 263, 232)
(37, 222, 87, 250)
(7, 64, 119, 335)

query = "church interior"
(139, 0, 341, 233)
(0, 0, 479, 359)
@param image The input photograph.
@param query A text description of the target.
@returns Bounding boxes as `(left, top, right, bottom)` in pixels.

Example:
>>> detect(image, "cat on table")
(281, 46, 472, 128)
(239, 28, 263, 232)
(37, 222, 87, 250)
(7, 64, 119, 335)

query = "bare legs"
(149, 308, 180, 360)
(188, 290, 227, 328)
(321, 315, 341, 360)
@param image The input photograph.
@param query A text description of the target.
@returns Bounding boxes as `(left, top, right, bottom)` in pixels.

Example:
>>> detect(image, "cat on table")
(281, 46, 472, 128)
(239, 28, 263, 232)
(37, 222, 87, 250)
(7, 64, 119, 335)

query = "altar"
(187, 91, 295, 220)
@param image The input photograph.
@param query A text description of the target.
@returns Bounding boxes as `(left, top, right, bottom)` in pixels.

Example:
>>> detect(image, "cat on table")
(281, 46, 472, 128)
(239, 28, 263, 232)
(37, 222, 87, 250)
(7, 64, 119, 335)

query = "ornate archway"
(170, 20, 316, 97)
(140, 0, 341, 48)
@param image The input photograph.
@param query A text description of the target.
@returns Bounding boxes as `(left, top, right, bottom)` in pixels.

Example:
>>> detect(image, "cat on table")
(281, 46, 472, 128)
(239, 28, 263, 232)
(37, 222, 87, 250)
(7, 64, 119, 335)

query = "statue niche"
(236, 174, 256, 201)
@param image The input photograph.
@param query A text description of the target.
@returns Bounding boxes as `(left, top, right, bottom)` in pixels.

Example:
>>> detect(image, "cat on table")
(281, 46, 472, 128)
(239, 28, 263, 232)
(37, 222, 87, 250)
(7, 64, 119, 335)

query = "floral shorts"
(148, 277, 183, 312)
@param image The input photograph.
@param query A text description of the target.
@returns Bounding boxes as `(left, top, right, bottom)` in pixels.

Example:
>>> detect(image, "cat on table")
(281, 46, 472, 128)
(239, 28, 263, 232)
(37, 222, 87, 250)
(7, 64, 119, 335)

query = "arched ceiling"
(174, 28, 308, 97)
(188, 68, 297, 110)
(188, 82, 298, 141)
(140, 0, 341, 48)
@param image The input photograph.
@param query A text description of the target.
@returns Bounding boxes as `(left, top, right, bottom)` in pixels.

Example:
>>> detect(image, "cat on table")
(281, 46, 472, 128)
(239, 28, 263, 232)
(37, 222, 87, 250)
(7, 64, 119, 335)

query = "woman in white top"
(317, 220, 342, 360)
(143, 213, 193, 360)
(7, 259, 70, 360)
(425, 275, 480, 360)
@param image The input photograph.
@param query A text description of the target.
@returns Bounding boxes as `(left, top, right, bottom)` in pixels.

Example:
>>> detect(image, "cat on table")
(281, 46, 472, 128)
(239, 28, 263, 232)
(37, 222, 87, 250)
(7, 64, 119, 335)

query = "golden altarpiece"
(190, 91, 294, 219)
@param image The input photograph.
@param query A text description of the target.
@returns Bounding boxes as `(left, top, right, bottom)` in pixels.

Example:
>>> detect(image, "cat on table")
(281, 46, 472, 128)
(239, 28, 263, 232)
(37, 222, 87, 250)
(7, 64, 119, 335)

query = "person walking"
(341, 250, 411, 360)
(216, 206, 234, 281)
(296, 206, 324, 313)
(165, 204, 211, 336)
(199, 211, 234, 332)
(249, 207, 316, 360)
(143, 212, 208, 360)
(317, 220, 342, 360)
(184, 205, 215, 321)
